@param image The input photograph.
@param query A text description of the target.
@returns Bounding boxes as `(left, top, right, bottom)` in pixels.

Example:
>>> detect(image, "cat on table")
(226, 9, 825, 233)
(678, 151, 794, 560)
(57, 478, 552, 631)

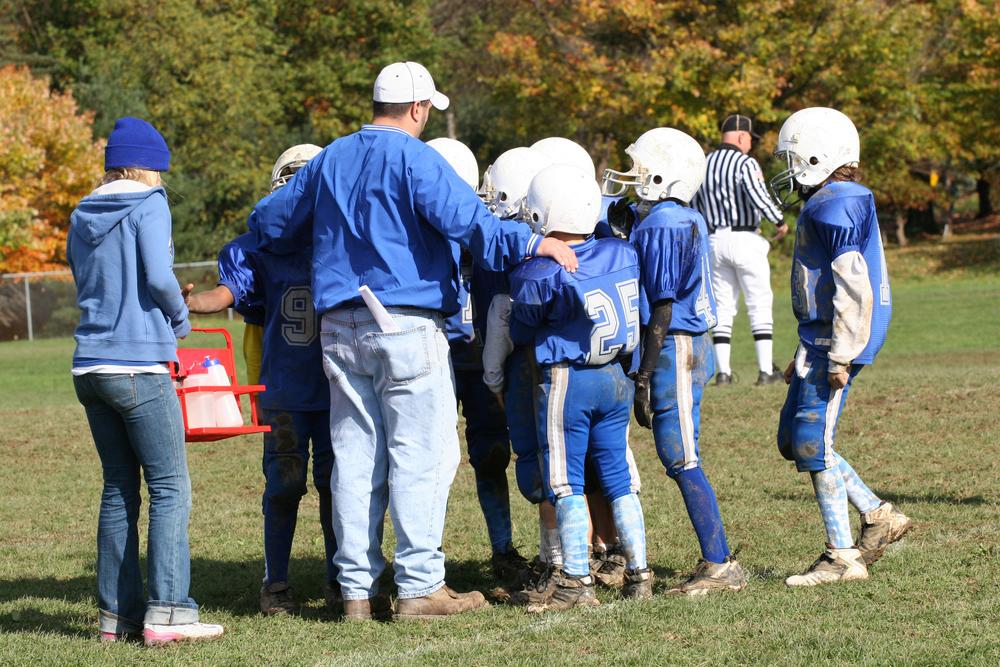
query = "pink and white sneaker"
(143, 621, 224, 646)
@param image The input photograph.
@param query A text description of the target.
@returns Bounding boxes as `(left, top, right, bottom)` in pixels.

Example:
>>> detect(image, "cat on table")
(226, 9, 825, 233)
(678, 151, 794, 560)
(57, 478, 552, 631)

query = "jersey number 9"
(281, 286, 317, 346)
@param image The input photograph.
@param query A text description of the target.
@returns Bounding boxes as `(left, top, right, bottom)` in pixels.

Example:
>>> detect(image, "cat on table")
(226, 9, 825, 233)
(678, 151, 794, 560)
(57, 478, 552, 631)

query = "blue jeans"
(261, 409, 337, 585)
(73, 373, 198, 634)
(321, 307, 460, 600)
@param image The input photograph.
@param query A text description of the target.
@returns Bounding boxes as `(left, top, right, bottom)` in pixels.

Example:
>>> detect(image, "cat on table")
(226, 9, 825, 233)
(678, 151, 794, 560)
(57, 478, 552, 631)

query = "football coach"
(252, 62, 577, 620)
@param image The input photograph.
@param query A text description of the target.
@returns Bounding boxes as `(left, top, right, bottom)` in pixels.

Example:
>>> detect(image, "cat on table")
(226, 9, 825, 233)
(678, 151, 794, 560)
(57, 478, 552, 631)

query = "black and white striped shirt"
(692, 144, 783, 233)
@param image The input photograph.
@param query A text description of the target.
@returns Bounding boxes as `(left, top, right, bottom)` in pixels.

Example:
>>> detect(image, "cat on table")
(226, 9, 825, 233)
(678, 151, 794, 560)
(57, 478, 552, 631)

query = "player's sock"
(810, 467, 853, 548)
(674, 467, 731, 564)
(262, 496, 300, 584)
(540, 526, 563, 567)
(317, 489, 339, 583)
(555, 495, 590, 577)
(610, 493, 647, 570)
(753, 333, 773, 373)
(474, 471, 514, 553)
(713, 340, 732, 375)
(834, 453, 881, 514)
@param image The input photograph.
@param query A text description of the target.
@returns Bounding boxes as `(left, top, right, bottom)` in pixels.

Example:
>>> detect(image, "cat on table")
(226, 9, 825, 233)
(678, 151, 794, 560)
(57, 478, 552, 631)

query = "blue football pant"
(261, 408, 338, 585)
(504, 345, 546, 504)
(537, 362, 639, 502)
(777, 349, 864, 472)
(650, 333, 732, 563)
(453, 361, 514, 554)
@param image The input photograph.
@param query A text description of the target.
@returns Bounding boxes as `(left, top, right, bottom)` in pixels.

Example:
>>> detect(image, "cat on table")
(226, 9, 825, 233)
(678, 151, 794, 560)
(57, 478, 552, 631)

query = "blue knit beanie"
(104, 117, 171, 172)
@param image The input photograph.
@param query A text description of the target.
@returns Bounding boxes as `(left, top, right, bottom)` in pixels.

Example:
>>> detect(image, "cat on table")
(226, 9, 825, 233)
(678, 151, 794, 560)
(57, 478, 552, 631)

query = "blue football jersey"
(792, 181, 891, 365)
(630, 201, 718, 334)
(509, 237, 641, 366)
(253, 246, 329, 412)
(445, 244, 476, 345)
(216, 233, 264, 326)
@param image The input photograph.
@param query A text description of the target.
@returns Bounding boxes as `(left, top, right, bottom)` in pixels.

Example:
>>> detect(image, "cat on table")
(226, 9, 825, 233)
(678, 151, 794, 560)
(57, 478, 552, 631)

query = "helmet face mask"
(768, 150, 812, 210)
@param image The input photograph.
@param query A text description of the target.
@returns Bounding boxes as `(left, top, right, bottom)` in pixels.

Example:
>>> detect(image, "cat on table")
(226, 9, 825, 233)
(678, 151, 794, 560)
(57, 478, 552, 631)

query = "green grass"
(1, 245, 999, 665)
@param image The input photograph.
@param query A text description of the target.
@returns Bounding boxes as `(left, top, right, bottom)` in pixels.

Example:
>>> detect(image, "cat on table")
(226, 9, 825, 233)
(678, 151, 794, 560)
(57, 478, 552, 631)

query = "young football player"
(427, 138, 529, 584)
(770, 107, 912, 586)
(510, 164, 652, 611)
(604, 127, 749, 596)
(188, 144, 342, 615)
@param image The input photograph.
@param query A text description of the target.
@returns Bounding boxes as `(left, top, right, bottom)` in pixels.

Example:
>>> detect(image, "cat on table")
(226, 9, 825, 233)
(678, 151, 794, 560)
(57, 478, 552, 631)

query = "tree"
(0, 65, 103, 272)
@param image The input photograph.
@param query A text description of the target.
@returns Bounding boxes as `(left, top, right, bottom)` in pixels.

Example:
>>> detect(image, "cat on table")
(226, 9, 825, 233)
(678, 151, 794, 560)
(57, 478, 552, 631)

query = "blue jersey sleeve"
(810, 198, 864, 258)
(251, 153, 321, 255)
(632, 223, 694, 304)
(509, 267, 557, 345)
(217, 233, 262, 320)
(409, 147, 542, 272)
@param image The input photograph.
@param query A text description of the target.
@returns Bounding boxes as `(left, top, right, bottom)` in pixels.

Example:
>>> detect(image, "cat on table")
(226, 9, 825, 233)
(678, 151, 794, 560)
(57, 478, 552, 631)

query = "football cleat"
(715, 372, 733, 386)
(259, 581, 296, 616)
(668, 558, 749, 596)
(622, 568, 654, 600)
(527, 572, 599, 613)
(592, 544, 627, 588)
(511, 558, 558, 607)
(491, 546, 531, 586)
(858, 502, 913, 565)
(785, 547, 868, 587)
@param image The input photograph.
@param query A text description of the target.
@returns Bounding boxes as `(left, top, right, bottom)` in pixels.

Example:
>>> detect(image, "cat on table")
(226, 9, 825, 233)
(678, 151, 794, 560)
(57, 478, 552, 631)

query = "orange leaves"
(0, 66, 103, 273)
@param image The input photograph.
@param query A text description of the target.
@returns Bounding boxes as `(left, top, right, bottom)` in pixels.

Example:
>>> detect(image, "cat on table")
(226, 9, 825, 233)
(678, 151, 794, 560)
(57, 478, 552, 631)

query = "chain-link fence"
(0, 261, 229, 342)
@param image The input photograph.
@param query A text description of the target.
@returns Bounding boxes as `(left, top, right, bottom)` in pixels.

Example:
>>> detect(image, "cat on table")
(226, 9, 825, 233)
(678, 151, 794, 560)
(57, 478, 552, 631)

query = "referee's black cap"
(721, 114, 761, 139)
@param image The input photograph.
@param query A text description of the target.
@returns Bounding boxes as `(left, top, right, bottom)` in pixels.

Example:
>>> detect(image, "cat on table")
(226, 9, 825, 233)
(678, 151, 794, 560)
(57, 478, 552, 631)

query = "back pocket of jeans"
(370, 326, 432, 384)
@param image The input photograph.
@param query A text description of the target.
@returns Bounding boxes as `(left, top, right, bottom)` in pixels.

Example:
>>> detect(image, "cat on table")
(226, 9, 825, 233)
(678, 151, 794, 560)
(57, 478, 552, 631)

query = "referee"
(692, 114, 788, 386)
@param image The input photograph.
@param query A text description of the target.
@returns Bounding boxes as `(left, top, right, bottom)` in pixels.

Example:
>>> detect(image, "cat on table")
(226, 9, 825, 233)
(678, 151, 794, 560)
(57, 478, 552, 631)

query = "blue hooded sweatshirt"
(67, 183, 190, 364)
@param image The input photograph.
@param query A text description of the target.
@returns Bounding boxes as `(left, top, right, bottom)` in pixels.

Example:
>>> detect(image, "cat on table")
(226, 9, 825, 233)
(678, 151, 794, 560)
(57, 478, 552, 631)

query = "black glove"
(633, 370, 653, 429)
(607, 198, 636, 240)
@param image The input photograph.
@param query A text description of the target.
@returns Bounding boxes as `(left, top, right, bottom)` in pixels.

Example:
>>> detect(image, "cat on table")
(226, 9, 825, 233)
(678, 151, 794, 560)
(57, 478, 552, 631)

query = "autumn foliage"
(0, 66, 103, 273)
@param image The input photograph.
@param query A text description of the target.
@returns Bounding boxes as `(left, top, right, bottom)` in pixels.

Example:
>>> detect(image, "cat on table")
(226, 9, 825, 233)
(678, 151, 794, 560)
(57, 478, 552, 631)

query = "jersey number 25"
(585, 279, 640, 365)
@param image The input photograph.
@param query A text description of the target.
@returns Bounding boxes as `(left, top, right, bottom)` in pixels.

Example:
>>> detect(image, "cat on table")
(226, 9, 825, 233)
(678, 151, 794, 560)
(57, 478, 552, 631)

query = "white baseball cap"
(373, 61, 450, 111)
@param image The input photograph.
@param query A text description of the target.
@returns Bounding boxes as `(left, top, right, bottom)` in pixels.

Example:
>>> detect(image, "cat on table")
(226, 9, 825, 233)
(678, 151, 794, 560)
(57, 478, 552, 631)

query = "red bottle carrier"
(170, 327, 270, 442)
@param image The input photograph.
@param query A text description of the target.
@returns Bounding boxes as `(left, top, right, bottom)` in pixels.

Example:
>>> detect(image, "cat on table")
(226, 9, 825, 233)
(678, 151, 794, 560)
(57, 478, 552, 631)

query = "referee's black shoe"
(715, 372, 733, 386)
(756, 366, 784, 386)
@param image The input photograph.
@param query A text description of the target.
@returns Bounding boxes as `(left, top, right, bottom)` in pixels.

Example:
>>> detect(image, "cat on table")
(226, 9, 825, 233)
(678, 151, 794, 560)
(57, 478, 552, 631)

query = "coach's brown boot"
(622, 568, 654, 600)
(394, 585, 489, 620)
(858, 502, 913, 565)
(528, 572, 600, 613)
(342, 594, 392, 621)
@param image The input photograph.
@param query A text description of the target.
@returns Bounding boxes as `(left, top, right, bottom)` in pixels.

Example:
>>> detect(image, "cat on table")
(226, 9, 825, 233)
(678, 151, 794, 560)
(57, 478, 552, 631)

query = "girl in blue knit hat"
(67, 117, 224, 646)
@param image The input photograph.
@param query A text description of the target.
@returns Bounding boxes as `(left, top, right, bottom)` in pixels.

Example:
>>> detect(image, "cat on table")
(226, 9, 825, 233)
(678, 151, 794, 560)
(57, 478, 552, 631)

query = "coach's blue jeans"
(73, 373, 199, 634)
(321, 307, 460, 600)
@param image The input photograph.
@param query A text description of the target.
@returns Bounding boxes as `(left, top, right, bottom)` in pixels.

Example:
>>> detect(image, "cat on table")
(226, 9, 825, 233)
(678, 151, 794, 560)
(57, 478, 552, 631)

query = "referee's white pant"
(708, 228, 774, 348)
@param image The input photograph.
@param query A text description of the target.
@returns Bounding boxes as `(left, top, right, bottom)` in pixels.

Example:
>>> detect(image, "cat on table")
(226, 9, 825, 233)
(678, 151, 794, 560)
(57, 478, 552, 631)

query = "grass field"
(1, 239, 999, 666)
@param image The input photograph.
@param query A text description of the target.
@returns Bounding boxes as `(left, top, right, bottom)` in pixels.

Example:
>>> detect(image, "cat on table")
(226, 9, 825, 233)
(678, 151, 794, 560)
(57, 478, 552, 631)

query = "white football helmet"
(523, 164, 602, 236)
(426, 137, 479, 190)
(770, 107, 860, 207)
(530, 137, 596, 179)
(271, 144, 323, 191)
(479, 147, 553, 218)
(602, 128, 706, 203)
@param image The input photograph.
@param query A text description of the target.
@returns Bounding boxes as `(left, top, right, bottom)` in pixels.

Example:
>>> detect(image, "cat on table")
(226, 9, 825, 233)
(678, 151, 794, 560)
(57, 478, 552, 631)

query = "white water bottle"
(181, 364, 216, 429)
(201, 356, 244, 428)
